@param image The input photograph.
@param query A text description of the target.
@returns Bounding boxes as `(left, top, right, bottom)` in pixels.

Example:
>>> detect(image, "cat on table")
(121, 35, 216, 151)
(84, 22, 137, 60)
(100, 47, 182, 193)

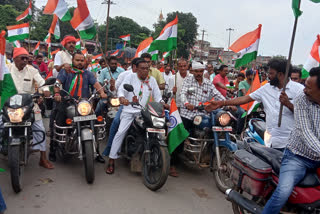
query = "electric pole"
(226, 28, 234, 51)
(200, 29, 206, 60)
(102, 0, 115, 52)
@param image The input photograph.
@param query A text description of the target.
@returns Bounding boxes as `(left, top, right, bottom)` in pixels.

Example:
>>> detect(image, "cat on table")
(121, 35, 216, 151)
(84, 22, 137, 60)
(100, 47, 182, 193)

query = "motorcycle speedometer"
(77, 101, 92, 116)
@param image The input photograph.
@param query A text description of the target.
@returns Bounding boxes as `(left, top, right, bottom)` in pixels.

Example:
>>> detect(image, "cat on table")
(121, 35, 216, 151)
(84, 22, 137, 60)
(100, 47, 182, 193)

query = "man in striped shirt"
(262, 67, 320, 214)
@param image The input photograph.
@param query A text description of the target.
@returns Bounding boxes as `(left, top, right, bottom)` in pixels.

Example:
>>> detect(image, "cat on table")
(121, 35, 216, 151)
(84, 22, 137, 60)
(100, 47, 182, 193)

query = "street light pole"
(102, 0, 115, 52)
(226, 28, 234, 51)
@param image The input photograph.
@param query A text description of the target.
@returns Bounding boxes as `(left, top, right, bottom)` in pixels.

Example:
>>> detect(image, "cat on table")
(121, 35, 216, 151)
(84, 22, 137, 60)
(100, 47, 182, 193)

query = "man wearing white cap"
(170, 61, 226, 177)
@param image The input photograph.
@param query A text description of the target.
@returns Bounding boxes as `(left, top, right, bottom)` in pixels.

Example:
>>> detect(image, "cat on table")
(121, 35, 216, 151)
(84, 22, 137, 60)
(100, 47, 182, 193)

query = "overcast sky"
(35, 0, 320, 65)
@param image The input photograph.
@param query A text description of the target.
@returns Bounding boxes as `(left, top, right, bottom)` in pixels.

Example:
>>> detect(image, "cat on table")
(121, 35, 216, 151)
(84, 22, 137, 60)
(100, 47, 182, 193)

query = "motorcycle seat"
(248, 143, 320, 187)
(251, 119, 266, 139)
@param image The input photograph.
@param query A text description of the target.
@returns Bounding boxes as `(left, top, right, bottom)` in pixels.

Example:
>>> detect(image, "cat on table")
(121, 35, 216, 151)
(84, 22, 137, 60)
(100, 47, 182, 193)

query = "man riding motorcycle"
(49, 50, 107, 162)
(105, 59, 167, 174)
(1, 47, 53, 169)
(262, 67, 320, 213)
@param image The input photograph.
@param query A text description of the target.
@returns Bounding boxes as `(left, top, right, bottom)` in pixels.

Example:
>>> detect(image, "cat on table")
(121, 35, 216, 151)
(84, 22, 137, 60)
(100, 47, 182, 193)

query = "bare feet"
(39, 159, 54, 169)
(169, 166, 179, 177)
(105, 159, 115, 174)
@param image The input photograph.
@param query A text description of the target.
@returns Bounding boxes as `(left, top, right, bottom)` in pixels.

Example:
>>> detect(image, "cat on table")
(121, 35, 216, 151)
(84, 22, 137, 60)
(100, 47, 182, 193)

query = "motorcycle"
(119, 84, 170, 191)
(52, 82, 106, 184)
(179, 88, 238, 193)
(226, 140, 320, 214)
(0, 78, 56, 193)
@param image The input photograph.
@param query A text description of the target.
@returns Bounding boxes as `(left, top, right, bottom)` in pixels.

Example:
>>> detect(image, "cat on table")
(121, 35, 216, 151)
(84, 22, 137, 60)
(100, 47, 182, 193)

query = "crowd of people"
(1, 34, 320, 214)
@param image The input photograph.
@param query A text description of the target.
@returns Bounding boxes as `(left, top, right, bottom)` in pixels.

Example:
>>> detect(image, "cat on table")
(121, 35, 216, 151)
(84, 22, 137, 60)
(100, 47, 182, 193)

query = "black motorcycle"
(1, 78, 56, 193)
(119, 84, 170, 191)
(52, 82, 106, 184)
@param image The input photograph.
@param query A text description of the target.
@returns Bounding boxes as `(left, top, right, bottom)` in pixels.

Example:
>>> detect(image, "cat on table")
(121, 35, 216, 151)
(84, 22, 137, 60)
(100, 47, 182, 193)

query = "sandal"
(105, 163, 115, 174)
(169, 166, 179, 177)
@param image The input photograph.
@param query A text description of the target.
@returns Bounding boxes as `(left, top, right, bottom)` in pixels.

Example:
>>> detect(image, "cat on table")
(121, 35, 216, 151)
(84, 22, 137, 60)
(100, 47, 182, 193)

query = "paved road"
(0, 118, 232, 214)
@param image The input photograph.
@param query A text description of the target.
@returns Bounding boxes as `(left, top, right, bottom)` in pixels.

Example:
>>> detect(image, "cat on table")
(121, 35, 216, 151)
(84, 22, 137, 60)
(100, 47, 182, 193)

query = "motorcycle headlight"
(215, 111, 231, 127)
(77, 101, 92, 116)
(110, 98, 120, 107)
(7, 107, 25, 123)
(151, 115, 165, 128)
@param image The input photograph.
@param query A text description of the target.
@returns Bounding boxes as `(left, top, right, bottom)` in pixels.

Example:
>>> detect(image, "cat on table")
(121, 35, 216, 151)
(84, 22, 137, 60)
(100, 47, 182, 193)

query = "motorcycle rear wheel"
(142, 144, 169, 191)
(231, 189, 264, 214)
(213, 147, 234, 193)
(83, 140, 95, 184)
(8, 145, 24, 193)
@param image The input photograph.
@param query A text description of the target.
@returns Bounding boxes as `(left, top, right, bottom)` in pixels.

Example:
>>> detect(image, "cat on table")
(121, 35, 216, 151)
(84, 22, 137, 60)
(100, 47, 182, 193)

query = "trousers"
(262, 149, 320, 214)
(109, 111, 138, 159)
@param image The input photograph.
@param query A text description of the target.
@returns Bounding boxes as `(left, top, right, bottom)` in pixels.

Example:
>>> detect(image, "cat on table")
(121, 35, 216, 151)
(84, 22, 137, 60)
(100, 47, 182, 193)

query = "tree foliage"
(0, 5, 20, 31)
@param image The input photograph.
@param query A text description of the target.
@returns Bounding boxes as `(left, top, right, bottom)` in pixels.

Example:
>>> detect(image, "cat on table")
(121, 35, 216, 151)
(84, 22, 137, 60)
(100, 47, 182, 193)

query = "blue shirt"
(98, 67, 125, 84)
(57, 69, 97, 99)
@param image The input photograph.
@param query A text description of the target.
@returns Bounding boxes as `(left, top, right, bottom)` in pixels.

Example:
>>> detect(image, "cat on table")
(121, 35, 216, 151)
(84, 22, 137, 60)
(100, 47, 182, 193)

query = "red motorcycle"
(226, 140, 320, 214)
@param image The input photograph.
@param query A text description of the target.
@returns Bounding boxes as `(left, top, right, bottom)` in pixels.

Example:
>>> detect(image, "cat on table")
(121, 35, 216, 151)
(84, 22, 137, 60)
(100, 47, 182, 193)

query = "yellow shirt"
(149, 67, 165, 86)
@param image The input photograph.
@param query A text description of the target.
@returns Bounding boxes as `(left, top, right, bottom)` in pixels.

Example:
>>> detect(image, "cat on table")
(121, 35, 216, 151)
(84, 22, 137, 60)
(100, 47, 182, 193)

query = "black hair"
(140, 53, 151, 59)
(109, 56, 118, 62)
(246, 69, 254, 77)
(35, 54, 43, 59)
(135, 59, 147, 67)
(99, 58, 107, 64)
(309, 67, 320, 89)
(291, 67, 302, 78)
(219, 64, 228, 71)
(131, 57, 141, 66)
(72, 50, 84, 59)
(267, 58, 292, 76)
(237, 73, 245, 78)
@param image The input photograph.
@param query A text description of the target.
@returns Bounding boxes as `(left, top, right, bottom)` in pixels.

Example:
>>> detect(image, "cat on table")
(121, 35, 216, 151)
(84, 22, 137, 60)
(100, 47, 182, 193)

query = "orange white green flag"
(70, 0, 96, 40)
(16, 0, 32, 22)
(135, 37, 153, 58)
(230, 24, 262, 68)
(33, 41, 40, 55)
(49, 15, 60, 39)
(43, 0, 72, 22)
(6, 23, 30, 42)
(0, 31, 17, 109)
(168, 98, 189, 154)
(302, 35, 320, 79)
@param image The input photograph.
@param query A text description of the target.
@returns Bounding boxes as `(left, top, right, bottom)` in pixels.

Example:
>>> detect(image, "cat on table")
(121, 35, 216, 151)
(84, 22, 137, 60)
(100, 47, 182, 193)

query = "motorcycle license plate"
(4, 122, 31, 127)
(146, 128, 165, 134)
(73, 115, 97, 122)
(212, 126, 232, 132)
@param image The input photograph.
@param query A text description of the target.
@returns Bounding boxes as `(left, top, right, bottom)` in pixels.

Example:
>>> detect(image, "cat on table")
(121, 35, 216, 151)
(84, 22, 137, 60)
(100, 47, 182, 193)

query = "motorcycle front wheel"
(8, 145, 24, 193)
(83, 140, 95, 184)
(213, 147, 234, 193)
(142, 143, 170, 191)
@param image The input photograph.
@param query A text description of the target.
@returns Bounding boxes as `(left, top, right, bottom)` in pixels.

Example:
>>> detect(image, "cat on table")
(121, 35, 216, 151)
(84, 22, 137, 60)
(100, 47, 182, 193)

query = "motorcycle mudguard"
(217, 139, 238, 152)
(80, 128, 93, 141)
(8, 137, 22, 146)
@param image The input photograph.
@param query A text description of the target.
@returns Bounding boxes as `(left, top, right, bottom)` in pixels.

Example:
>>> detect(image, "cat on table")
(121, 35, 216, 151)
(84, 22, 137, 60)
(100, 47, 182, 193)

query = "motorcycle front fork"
(76, 121, 97, 160)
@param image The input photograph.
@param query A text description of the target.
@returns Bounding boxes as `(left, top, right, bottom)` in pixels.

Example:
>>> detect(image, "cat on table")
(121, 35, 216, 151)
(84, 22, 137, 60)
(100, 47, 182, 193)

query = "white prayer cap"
(192, 61, 205, 70)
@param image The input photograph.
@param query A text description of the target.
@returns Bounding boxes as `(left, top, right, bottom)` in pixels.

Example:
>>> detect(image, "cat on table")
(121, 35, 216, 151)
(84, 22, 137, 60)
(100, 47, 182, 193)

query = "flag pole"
(28, 25, 31, 52)
(278, 0, 300, 127)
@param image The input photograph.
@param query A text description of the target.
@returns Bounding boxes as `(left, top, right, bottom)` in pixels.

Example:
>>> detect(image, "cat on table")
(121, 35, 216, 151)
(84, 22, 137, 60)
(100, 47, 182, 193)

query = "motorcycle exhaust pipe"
(225, 189, 263, 214)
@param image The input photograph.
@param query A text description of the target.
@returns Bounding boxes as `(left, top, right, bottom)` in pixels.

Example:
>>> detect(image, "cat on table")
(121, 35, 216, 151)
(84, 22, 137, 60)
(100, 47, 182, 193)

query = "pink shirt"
(213, 74, 229, 97)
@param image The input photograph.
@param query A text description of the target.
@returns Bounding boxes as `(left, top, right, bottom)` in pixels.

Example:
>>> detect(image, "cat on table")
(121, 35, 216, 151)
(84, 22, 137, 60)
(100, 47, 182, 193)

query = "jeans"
(262, 149, 320, 214)
(0, 187, 6, 213)
(95, 99, 108, 116)
(236, 106, 245, 134)
(102, 105, 123, 156)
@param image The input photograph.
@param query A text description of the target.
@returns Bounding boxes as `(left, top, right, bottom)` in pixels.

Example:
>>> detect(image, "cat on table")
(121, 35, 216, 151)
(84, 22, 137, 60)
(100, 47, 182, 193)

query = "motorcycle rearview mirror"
(44, 78, 56, 86)
(123, 84, 134, 92)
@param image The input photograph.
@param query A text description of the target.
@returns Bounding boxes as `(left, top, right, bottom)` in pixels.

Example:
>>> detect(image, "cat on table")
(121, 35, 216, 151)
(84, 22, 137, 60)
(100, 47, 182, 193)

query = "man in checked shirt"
(262, 67, 320, 214)
(169, 61, 229, 177)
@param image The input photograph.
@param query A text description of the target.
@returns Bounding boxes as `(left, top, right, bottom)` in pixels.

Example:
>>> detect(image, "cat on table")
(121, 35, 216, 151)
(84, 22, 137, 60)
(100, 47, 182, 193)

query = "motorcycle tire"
(142, 144, 170, 191)
(213, 147, 234, 193)
(83, 140, 95, 184)
(8, 145, 23, 193)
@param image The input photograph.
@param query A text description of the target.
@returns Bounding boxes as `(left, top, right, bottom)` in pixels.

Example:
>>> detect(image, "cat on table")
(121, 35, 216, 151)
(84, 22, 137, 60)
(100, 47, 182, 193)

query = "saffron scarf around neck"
(69, 67, 85, 97)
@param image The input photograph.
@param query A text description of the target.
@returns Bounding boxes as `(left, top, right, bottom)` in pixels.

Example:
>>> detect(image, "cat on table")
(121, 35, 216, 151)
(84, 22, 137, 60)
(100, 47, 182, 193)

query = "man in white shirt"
(4, 48, 53, 169)
(105, 59, 164, 174)
(173, 59, 191, 107)
(163, 64, 175, 92)
(54, 35, 76, 73)
(207, 59, 304, 150)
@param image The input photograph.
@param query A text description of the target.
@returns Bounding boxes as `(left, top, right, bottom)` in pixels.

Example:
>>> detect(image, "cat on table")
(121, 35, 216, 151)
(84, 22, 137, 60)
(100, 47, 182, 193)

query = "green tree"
(0, 5, 20, 31)
(0, 0, 35, 13)
(152, 11, 198, 58)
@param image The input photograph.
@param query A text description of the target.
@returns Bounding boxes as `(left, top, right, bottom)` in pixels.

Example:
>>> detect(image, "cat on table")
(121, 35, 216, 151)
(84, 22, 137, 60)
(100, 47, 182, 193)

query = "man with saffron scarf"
(49, 51, 107, 162)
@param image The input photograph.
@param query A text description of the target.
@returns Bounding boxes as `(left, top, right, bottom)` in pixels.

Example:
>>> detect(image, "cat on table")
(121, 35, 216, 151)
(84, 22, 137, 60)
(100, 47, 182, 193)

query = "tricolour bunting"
(134, 37, 153, 58)
(229, 24, 262, 68)
(16, 0, 32, 22)
(70, 0, 96, 40)
(6, 23, 30, 42)
(302, 35, 320, 79)
(49, 15, 61, 39)
(168, 98, 189, 154)
(148, 15, 178, 52)
(43, 0, 72, 21)
(0, 31, 17, 109)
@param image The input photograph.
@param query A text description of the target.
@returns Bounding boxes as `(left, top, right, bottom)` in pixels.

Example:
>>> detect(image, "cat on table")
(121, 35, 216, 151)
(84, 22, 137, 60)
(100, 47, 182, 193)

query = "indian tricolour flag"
(70, 0, 96, 40)
(301, 35, 320, 79)
(0, 31, 17, 109)
(148, 15, 178, 52)
(230, 24, 262, 68)
(12, 41, 21, 48)
(150, 50, 159, 61)
(168, 98, 189, 154)
(110, 50, 119, 56)
(43, 0, 72, 22)
(134, 37, 153, 58)
(7, 23, 30, 43)
(218, 55, 223, 64)
(92, 54, 102, 62)
(33, 41, 40, 55)
(161, 51, 170, 62)
(16, 0, 32, 22)
(119, 34, 130, 41)
(75, 39, 81, 50)
(49, 15, 61, 40)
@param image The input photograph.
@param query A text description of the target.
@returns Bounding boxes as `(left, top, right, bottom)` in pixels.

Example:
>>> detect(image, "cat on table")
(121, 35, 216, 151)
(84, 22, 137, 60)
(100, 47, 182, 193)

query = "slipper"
(105, 163, 114, 174)
(39, 160, 54, 169)
(169, 167, 179, 177)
